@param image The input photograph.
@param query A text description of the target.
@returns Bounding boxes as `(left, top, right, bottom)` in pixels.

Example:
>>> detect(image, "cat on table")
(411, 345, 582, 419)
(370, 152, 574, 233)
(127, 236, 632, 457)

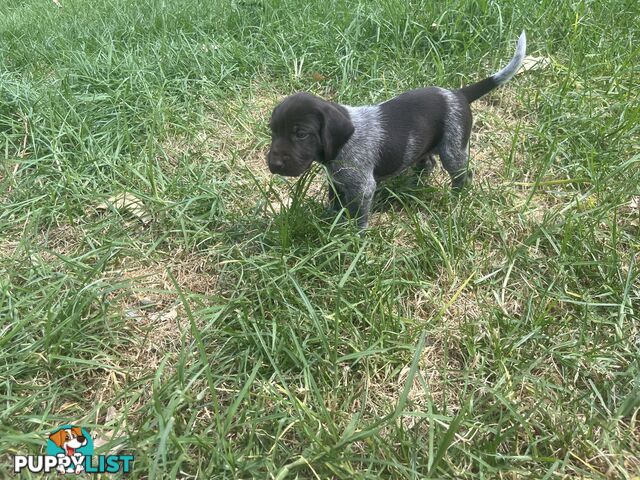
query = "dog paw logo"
(46, 425, 93, 474)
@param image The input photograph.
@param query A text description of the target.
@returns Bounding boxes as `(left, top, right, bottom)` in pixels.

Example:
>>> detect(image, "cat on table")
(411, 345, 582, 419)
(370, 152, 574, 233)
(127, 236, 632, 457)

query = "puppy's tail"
(458, 31, 526, 104)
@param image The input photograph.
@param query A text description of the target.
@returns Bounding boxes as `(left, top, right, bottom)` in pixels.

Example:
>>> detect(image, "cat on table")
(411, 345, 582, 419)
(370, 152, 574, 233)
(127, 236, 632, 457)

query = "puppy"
(267, 32, 526, 228)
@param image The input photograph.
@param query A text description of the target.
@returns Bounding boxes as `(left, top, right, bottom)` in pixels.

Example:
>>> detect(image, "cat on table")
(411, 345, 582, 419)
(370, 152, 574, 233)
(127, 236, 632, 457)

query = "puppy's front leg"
(340, 178, 376, 229)
(327, 182, 342, 213)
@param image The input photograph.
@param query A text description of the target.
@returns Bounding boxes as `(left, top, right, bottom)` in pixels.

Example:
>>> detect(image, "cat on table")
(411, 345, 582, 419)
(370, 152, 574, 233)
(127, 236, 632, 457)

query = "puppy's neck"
(327, 104, 384, 174)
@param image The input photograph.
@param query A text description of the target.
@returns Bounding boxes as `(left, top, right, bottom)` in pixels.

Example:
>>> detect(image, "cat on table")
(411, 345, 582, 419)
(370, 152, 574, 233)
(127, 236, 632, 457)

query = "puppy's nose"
(267, 149, 290, 168)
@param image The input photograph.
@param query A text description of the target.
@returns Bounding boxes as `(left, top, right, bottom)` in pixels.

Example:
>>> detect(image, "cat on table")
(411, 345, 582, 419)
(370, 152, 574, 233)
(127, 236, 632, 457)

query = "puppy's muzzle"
(266, 149, 292, 175)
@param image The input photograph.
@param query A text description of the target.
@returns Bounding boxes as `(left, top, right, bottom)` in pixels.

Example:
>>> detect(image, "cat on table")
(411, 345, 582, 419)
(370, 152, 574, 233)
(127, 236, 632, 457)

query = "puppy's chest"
(325, 105, 383, 182)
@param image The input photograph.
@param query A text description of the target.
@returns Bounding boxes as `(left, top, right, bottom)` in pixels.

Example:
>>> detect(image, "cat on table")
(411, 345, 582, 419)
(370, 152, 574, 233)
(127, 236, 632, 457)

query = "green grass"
(1, 0, 639, 478)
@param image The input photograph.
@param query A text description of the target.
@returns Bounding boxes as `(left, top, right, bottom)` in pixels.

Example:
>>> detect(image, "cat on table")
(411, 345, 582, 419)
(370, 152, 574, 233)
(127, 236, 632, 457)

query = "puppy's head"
(267, 92, 354, 177)
(49, 427, 87, 451)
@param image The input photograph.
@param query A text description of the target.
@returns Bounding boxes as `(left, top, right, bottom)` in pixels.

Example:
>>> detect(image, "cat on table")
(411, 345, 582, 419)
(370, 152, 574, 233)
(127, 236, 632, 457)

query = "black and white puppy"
(267, 32, 526, 228)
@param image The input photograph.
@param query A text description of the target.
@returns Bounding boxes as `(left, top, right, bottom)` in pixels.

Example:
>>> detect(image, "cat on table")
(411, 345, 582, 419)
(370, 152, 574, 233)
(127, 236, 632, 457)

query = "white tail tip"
(493, 31, 527, 85)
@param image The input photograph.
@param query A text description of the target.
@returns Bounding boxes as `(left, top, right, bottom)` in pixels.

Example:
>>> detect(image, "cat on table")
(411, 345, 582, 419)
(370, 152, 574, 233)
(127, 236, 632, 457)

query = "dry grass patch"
(86, 252, 221, 394)
(471, 87, 533, 183)
(0, 222, 86, 263)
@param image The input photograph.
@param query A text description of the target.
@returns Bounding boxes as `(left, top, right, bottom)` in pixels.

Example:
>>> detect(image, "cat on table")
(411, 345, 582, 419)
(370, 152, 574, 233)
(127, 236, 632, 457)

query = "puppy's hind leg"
(439, 91, 473, 190)
(440, 143, 472, 190)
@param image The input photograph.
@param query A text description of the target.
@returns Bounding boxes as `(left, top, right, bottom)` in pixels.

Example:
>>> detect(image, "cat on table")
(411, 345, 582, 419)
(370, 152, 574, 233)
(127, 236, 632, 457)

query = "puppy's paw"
(451, 169, 473, 191)
(322, 205, 346, 224)
(465, 169, 474, 186)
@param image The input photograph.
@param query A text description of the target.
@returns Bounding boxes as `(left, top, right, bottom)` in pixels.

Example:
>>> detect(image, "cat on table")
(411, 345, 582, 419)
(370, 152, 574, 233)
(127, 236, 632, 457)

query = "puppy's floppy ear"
(269, 102, 282, 126)
(49, 429, 68, 448)
(319, 103, 354, 162)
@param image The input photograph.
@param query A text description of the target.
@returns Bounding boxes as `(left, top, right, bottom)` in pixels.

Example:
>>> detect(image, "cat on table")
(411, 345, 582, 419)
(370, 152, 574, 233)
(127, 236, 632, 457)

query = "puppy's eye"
(294, 131, 309, 140)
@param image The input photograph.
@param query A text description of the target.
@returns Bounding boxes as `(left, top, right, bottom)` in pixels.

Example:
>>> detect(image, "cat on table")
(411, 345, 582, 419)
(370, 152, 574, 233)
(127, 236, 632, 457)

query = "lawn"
(1, 0, 638, 478)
